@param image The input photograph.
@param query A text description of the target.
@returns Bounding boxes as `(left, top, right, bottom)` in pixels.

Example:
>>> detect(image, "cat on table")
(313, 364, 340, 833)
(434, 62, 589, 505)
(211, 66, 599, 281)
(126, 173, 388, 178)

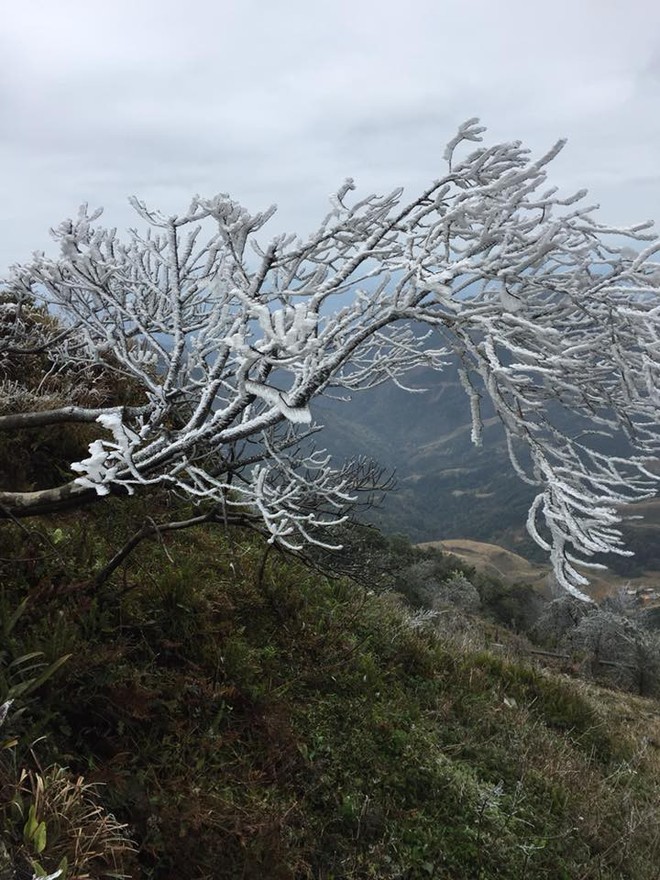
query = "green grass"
(1, 495, 659, 878)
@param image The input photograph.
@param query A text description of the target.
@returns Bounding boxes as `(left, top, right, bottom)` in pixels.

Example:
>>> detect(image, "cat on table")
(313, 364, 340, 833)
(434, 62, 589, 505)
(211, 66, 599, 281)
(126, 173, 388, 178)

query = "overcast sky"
(2, 0, 660, 272)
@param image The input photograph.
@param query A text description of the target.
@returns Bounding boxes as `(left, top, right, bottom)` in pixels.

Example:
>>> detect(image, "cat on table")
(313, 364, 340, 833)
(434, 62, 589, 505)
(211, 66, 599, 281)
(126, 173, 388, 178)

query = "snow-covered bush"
(2, 119, 660, 596)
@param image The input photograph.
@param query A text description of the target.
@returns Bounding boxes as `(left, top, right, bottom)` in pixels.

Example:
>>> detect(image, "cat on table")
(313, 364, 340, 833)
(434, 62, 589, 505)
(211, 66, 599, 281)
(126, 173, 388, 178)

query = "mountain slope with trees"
(315, 368, 539, 549)
(317, 368, 660, 580)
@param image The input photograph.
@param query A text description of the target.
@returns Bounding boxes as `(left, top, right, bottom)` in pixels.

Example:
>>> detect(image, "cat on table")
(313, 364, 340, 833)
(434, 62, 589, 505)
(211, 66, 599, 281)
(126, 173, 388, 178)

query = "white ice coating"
(7, 118, 660, 597)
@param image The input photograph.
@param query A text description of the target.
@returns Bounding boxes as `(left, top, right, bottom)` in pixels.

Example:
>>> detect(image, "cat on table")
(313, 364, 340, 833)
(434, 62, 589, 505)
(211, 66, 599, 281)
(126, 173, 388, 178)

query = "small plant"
(0, 662, 135, 879)
(11, 765, 137, 880)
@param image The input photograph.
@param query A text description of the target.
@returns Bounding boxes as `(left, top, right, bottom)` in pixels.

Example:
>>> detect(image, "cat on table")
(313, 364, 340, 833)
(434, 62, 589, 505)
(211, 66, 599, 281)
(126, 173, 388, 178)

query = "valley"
(315, 367, 660, 597)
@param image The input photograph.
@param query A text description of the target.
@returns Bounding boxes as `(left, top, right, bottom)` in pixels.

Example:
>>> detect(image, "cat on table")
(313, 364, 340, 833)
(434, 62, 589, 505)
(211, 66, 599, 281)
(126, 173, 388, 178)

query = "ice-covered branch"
(3, 119, 660, 595)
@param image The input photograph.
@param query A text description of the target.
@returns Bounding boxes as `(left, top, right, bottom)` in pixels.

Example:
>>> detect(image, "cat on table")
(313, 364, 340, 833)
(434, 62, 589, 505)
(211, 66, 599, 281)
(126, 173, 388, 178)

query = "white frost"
(71, 412, 140, 494)
(9, 118, 660, 596)
(244, 379, 312, 424)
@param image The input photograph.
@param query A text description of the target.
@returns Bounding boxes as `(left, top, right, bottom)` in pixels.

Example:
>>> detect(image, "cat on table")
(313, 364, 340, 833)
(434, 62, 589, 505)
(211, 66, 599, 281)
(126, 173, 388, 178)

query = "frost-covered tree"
(562, 608, 660, 696)
(2, 119, 660, 597)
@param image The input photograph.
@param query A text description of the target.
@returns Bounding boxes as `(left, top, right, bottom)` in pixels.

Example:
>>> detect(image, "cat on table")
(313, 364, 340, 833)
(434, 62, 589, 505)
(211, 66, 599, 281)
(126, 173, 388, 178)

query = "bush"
(563, 610, 660, 697)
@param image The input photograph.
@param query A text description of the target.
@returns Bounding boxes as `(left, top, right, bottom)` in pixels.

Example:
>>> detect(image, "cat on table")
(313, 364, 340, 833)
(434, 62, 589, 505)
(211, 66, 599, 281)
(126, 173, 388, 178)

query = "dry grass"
(12, 765, 137, 880)
(421, 536, 660, 602)
(420, 538, 552, 588)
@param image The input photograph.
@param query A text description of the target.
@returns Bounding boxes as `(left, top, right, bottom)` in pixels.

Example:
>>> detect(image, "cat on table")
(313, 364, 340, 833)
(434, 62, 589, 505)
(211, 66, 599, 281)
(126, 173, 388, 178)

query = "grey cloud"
(2, 0, 660, 269)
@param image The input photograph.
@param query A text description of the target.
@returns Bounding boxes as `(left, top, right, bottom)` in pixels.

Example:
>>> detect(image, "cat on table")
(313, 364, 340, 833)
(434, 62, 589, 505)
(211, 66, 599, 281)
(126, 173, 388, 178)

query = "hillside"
(420, 538, 553, 590)
(1, 495, 660, 879)
(1, 331, 660, 877)
(316, 368, 660, 584)
(423, 537, 660, 603)
(315, 368, 538, 550)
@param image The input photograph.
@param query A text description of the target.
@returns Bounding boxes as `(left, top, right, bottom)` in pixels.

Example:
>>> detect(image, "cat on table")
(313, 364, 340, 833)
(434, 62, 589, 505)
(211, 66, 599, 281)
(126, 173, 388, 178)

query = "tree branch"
(95, 507, 264, 589)
(3, 119, 660, 596)
(0, 405, 148, 432)
(0, 482, 99, 517)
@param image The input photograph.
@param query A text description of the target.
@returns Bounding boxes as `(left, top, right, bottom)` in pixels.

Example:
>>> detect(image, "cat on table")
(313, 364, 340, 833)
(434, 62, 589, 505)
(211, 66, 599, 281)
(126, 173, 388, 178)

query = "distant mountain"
(313, 368, 540, 553)
(313, 368, 660, 575)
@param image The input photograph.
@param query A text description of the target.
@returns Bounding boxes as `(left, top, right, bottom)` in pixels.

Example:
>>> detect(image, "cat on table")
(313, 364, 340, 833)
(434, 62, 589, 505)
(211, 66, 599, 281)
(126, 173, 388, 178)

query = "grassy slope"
(1, 496, 660, 879)
(419, 539, 552, 591)
(419, 538, 656, 603)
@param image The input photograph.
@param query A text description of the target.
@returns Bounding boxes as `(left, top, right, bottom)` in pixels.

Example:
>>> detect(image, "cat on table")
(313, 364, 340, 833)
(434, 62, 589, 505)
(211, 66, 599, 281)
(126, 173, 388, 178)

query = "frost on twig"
(1, 120, 660, 597)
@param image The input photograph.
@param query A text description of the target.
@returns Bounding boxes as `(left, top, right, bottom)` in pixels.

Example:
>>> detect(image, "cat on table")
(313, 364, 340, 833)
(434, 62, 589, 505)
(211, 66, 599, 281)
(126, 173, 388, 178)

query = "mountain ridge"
(315, 367, 660, 586)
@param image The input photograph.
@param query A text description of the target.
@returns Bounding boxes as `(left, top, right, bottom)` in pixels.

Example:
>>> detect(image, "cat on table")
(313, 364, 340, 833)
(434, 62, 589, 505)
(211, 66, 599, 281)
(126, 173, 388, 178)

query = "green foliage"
(4, 765, 135, 878)
(23, 803, 47, 854)
(0, 591, 71, 709)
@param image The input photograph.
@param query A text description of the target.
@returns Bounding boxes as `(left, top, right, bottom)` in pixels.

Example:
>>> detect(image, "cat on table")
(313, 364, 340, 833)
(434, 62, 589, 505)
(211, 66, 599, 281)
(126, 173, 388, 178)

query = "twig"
(95, 509, 219, 589)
